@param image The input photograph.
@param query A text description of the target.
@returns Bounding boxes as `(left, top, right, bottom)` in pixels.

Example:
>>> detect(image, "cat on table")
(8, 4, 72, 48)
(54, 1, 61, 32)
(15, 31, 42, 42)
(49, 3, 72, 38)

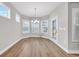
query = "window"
(72, 8, 79, 42)
(23, 19, 30, 33)
(0, 3, 10, 18)
(41, 20, 48, 33)
(16, 13, 20, 23)
(31, 19, 39, 33)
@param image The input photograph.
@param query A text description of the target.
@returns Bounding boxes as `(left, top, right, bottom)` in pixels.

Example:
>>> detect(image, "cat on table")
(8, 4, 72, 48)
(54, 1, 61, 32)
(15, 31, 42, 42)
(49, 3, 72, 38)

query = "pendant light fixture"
(32, 8, 39, 23)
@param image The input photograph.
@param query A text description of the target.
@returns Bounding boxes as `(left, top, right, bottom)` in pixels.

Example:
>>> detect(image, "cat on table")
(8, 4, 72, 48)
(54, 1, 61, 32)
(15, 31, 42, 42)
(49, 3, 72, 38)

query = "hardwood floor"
(1, 37, 79, 57)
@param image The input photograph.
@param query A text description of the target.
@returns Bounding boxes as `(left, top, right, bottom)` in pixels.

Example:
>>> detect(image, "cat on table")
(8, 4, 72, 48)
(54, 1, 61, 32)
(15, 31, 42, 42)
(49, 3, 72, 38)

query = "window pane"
(31, 19, 39, 33)
(41, 20, 48, 33)
(23, 20, 30, 33)
(0, 3, 10, 18)
(16, 13, 20, 23)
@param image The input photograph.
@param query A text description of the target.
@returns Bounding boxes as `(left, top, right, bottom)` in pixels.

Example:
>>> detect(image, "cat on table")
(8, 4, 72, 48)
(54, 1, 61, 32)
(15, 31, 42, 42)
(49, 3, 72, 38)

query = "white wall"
(49, 2, 68, 52)
(0, 3, 22, 54)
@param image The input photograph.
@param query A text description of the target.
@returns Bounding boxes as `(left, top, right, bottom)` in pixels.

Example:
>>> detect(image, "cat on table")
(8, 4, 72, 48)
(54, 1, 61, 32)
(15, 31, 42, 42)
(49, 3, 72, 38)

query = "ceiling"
(11, 2, 62, 17)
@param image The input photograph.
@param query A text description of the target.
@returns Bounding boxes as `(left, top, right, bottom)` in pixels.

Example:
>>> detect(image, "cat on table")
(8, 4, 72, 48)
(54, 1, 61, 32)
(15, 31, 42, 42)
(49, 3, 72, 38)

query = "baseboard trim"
(0, 36, 23, 55)
(41, 36, 50, 40)
(24, 35, 79, 54)
(50, 38, 79, 54)
(0, 36, 41, 55)
(41, 36, 69, 53)
(41, 36, 79, 54)
(50, 38, 68, 53)
(68, 50, 79, 54)
(1, 36, 79, 55)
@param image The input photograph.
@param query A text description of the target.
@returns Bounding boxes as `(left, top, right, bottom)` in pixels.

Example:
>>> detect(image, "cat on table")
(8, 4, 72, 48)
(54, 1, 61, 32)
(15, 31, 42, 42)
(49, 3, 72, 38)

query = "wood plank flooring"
(1, 37, 79, 57)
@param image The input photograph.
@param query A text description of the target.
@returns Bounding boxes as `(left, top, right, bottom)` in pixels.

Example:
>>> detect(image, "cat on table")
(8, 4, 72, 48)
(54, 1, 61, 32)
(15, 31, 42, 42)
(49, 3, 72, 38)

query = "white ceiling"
(11, 2, 61, 17)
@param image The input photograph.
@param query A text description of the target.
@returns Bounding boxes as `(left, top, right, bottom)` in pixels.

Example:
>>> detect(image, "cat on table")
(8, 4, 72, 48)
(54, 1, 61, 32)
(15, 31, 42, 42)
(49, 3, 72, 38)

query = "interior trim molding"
(50, 38, 79, 54)
(0, 36, 23, 55)
(41, 35, 69, 53)
(50, 38, 69, 53)
(68, 50, 79, 54)
(1, 35, 79, 55)
(0, 36, 41, 55)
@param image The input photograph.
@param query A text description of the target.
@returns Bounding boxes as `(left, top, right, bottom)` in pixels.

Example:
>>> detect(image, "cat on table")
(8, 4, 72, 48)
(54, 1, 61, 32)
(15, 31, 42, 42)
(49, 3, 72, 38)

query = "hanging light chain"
(35, 8, 37, 20)
(31, 8, 39, 23)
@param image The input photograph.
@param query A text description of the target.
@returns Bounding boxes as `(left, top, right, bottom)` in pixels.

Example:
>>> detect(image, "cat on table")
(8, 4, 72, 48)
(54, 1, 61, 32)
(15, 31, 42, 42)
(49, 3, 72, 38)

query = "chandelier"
(32, 8, 39, 23)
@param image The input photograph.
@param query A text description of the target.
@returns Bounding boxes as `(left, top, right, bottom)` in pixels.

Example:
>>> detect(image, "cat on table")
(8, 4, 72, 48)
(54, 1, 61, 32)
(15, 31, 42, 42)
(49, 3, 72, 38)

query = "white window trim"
(16, 13, 20, 23)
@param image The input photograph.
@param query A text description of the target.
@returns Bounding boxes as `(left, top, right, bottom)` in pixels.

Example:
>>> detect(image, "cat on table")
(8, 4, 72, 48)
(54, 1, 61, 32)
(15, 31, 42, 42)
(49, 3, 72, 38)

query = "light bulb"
(32, 20, 34, 22)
